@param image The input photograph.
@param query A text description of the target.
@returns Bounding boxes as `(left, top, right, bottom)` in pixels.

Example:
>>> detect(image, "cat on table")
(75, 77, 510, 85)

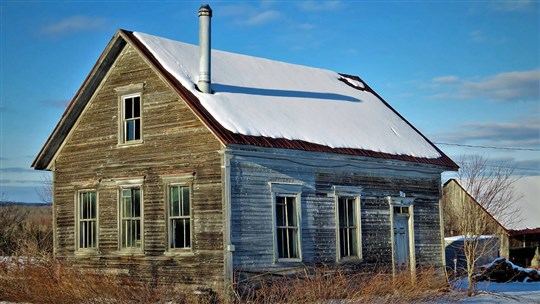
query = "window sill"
(114, 249, 145, 256)
(74, 249, 100, 256)
(337, 257, 363, 264)
(164, 249, 195, 257)
(117, 140, 144, 147)
(275, 258, 302, 263)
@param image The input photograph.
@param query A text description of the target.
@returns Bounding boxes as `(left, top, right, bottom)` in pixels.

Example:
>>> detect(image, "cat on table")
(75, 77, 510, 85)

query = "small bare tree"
(443, 155, 521, 296)
(36, 173, 53, 205)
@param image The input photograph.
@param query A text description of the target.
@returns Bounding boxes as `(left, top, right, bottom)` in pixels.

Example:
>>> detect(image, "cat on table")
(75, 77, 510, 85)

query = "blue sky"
(1, 0, 539, 203)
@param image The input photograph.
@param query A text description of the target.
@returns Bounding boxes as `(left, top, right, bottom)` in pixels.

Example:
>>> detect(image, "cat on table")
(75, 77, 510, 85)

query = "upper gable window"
(123, 94, 141, 142)
(114, 83, 144, 145)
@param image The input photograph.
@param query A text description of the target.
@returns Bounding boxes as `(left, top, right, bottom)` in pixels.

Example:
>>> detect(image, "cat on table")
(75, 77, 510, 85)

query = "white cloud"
(433, 75, 459, 84)
(41, 16, 107, 37)
(492, 0, 536, 12)
(431, 69, 540, 102)
(241, 10, 281, 26)
(435, 119, 540, 147)
(297, 1, 343, 11)
(469, 30, 485, 42)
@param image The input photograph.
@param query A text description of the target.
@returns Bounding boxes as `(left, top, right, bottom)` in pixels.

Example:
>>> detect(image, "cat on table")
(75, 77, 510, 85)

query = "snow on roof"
(445, 235, 497, 242)
(510, 176, 540, 230)
(133, 32, 441, 159)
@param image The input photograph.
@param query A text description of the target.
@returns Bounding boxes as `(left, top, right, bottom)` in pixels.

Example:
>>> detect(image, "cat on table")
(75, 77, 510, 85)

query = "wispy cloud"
(433, 76, 459, 84)
(431, 69, 540, 102)
(295, 23, 317, 30)
(41, 16, 107, 37)
(40, 99, 70, 108)
(220, 3, 282, 27)
(468, 29, 507, 44)
(447, 155, 540, 176)
(241, 10, 281, 26)
(492, 0, 537, 12)
(435, 120, 540, 148)
(297, 1, 344, 11)
(0, 167, 34, 173)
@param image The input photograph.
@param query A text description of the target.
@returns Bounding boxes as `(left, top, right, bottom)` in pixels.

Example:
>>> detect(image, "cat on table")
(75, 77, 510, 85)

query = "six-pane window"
(120, 188, 142, 249)
(123, 95, 141, 142)
(78, 191, 97, 249)
(169, 185, 191, 249)
(338, 197, 358, 258)
(276, 196, 299, 259)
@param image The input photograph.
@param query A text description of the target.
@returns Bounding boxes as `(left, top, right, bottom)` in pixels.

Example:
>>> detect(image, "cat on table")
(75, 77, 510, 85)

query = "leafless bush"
(0, 256, 218, 304)
(234, 266, 451, 303)
(0, 204, 53, 257)
(0, 260, 456, 304)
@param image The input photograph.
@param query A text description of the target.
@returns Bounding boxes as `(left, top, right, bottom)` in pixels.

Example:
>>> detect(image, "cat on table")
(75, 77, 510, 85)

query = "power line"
(434, 142, 540, 152)
(457, 162, 540, 173)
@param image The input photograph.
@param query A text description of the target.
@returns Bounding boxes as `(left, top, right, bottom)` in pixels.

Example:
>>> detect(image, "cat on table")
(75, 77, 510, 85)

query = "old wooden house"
(442, 179, 509, 272)
(32, 5, 457, 289)
(443, 178, 540, 268)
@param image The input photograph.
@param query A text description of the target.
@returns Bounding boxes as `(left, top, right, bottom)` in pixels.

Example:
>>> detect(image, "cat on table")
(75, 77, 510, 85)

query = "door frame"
(388, 195, 416, 278)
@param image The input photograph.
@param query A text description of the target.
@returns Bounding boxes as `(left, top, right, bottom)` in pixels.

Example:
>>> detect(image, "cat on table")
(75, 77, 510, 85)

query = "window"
(122, 95, 141, 142)
(337, 197, 359, 259)
(275, 195, 300, 259)
(333, 185, 363, 261)
(77, 191, 97, 250)
(168, 185, 191, 249)
(120, 188, 142, 249)
(114, 83, 144, 145)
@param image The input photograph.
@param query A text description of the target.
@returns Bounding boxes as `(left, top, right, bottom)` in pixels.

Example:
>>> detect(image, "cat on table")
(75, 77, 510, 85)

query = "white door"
(393, 215, 410, 268)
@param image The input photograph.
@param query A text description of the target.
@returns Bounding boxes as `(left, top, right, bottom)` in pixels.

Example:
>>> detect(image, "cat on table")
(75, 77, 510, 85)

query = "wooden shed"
(33, 5, 457, 290)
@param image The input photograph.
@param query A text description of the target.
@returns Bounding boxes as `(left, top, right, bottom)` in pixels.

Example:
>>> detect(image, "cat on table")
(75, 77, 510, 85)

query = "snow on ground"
(451, 279, 540, 303)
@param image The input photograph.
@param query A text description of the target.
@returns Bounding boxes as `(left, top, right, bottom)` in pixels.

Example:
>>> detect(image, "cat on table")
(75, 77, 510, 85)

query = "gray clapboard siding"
(228, 146, 445, 272)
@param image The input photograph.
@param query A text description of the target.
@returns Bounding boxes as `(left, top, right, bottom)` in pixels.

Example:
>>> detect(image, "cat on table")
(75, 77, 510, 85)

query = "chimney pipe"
(197, 4, 212, 94)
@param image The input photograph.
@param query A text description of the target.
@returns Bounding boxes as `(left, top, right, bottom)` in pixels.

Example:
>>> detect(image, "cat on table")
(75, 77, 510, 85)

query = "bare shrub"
(443, 155, 521, 296)
(234, 266, 451, 304)
(0, 205, 53, 257)
(0, 257, 216, 304)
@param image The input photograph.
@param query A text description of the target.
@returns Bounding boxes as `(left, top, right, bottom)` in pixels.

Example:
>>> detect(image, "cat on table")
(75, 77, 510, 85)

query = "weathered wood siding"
(53, 44, 224, 287)
(229, 147, 445, 272)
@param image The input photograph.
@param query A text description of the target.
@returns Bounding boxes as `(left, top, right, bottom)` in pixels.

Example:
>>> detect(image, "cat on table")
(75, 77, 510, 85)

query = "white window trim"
(160, 173, 195, 255)
(333, 186, 363, 262)
(75, 189, 99, 254)
(115, 83, 144, 146)
(116, 178, 144, 254)
(166, 183, 193, 253)
(270, 182, 303, 263)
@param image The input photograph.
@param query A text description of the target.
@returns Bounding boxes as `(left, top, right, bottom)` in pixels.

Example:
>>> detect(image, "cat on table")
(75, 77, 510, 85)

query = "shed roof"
(32, 30, 458, 170)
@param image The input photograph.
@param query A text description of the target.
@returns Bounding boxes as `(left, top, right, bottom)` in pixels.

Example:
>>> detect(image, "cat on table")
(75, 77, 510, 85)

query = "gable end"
(32, 33, 127, 170)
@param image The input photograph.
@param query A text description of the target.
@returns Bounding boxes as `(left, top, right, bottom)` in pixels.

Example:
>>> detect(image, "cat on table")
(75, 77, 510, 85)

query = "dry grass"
(234, 266, 453, 304)
(0, 257, 454, 304)
(0, 257, 218, 304)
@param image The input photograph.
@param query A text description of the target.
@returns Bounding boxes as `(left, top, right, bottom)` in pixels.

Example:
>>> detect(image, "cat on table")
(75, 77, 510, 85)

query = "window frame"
(333, 185, 363, 262)
(75, 189, 99, 253)
(335, 196, 362, 261)
(114, 83, 144, 146)
(167, 183, 193, 252)
(270, 183, 303, 263)
(121, 94, 142, 143)
(115, 178, 144, 253)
